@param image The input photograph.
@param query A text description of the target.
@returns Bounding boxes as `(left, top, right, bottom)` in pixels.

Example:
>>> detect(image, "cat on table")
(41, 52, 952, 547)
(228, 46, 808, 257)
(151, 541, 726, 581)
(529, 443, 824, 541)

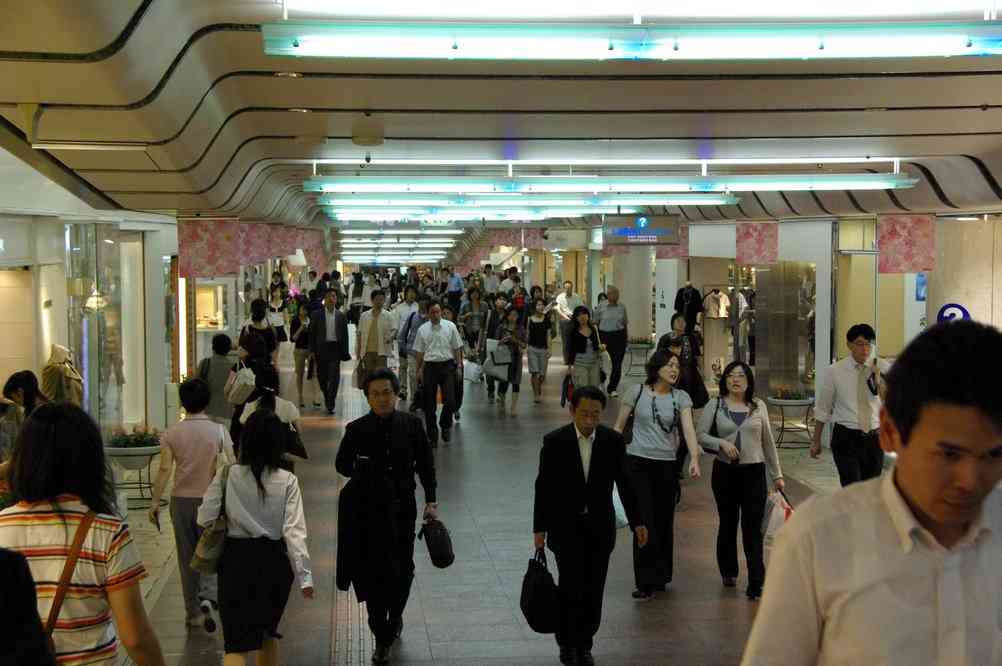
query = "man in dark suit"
(533, 385, 647, 666)
(335, 368, 437, 665)
(309, 289, 350, 414)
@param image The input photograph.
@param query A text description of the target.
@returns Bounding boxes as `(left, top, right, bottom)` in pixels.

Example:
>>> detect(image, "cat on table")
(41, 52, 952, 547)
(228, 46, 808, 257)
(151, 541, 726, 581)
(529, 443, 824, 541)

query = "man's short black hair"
(211, 333, 232, 356)
(371, 289, 385, 300)
(427, 299, 442, 311)
(179, 378, 211, 413)
(405, 285, 418, 296)
(846, 323, 877, 343)
(885, 320, 1002, 444)
(364, 368, 400, 396)
(563, 280, 573, 287)
(571, 385, 607, 409)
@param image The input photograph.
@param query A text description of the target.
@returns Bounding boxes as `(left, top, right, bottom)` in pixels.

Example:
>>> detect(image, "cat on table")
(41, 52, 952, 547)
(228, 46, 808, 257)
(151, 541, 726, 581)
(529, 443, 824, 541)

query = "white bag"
(463, 360, 483, 383)
(612, 485, 628, 529)
(224, 362, 256, 405)
(762, 490, 794, 545)
(483, 339, 511, 382)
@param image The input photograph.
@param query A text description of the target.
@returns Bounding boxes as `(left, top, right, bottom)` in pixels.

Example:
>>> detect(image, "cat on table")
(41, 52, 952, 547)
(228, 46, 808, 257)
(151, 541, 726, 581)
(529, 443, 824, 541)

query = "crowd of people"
(0, 253, 999, 666)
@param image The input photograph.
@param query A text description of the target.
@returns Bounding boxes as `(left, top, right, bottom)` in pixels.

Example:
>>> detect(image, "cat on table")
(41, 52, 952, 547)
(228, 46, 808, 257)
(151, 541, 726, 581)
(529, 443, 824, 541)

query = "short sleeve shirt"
(0, 496, 147, 665)
(414, 320, 464, 362)
(625, 384, 693, 461)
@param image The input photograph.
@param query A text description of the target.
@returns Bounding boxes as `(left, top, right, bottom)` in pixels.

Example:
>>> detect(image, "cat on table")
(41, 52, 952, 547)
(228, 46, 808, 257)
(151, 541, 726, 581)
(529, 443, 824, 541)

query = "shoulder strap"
(46, 511, 96, 634)
(219, 464, 231, 518)
(629, 384, 643, 415)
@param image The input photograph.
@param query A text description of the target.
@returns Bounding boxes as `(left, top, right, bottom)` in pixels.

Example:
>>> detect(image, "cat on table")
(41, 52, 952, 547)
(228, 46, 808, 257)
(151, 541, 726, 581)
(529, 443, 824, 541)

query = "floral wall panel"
(178, 218, 240, 278)
(877, 214, 936, 273)
(736, 222, 779, 265)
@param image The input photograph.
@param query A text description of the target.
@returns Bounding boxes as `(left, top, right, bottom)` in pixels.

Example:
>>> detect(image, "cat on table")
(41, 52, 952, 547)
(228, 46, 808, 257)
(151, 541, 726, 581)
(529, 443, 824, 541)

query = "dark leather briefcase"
(417, 518, 455, 569)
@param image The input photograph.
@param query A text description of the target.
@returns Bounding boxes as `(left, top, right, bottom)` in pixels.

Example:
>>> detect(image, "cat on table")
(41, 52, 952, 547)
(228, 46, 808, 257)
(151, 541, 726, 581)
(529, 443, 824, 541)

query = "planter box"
(106, 445, 161, 471)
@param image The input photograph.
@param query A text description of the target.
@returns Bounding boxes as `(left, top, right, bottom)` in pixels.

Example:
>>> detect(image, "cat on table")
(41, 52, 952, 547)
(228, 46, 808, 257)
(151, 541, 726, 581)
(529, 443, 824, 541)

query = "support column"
(655, 258, 686, 341)
(927, 219, 1000, 327)
(613, 247, 654, 341)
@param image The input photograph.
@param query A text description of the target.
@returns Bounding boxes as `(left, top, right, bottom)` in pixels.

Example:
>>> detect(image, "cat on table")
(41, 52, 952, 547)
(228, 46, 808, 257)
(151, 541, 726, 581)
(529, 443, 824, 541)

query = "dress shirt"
(595, 302, 628, 332)
(483, 274, 500, 294)
(742, 474, 1002, 666)
(414, 319, 463, 362)
(555, 292, 584, 320)
(198, 465, 313, 589)
(447, 274, 464, 293)
(576, 426, 596, 483)
(160, 414, 235, 497)
(323, 307, 339, 342)
(815, 356, 892, 432)
(500, 278, 514, 293)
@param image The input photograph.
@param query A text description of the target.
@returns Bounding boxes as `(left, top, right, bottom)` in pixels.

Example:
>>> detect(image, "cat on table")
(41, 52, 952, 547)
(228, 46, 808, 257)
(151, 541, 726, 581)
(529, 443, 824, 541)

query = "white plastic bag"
(612, 485, 628, 529)
(463, 360, 483, 383)
(762, 490, 794, 545)
(224, 362, 256, 405)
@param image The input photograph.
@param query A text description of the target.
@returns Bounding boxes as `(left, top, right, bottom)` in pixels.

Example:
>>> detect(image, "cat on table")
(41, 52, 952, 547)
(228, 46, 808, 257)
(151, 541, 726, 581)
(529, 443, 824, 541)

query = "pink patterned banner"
(655, 224, 690, 259)
(237, 224, 271, 265)
(178, 218, 240, 278)
(878, 214, 936, 273)
(736, 222, 779, 265)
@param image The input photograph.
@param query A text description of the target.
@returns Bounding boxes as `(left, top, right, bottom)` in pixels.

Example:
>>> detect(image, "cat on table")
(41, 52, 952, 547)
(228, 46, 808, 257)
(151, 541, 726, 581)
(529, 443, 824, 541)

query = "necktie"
(857, 364, 873, 432)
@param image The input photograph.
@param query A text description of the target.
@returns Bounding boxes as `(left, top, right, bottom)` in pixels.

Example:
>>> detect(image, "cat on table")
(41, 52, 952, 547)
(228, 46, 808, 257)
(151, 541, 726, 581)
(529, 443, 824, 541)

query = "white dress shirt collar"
(881, 472, 993, 554)
(575, 425, 596, 445)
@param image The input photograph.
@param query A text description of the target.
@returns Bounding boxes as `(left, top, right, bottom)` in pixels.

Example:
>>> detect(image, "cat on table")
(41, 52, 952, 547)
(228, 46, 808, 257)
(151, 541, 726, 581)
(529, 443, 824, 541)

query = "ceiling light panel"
(319, 193, 740, 206)
(307, 173, 917, 194)
(264, 21, 1002, 61)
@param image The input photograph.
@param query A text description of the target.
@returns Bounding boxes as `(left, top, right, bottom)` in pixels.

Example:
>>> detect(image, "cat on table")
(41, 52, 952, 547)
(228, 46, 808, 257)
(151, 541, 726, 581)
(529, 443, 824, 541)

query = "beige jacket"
(356, 308, 397, 358)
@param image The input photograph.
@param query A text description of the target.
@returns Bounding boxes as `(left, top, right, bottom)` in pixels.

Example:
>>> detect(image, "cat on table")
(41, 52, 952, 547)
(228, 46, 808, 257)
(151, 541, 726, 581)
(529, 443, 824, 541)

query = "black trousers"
(560, 319, 574, 365)
(447, 291, 462, 315)
(315, 345, 342, 411)
(627, 455, 679, 591)
(422, 361, 457, 442)
(366, 516, 417, 646)
(710, 460, 767, 593)
(831, 424, 884, 487)
(551, 519, 613, 651)
(603, 329, 627, 393)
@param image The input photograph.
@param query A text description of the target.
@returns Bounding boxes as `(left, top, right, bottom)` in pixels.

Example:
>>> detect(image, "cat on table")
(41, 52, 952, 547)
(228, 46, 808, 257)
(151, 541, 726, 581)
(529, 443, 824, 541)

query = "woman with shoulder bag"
(0, 403, 166, 666)
(696, 361, 783, 601)
(198, 410, 313, 666)
(495, 306, 528, 415)
(567, 305, 606, 392)
(613, 351, 702, 601)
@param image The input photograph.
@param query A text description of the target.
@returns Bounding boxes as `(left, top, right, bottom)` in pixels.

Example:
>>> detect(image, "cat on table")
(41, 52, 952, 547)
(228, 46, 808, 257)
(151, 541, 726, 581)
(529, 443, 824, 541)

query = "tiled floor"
(139, 359, 830, 665)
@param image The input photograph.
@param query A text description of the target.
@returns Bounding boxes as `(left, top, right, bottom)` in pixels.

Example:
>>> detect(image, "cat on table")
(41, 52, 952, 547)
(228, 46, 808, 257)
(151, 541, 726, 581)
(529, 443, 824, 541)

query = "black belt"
(425, 359, 454, 365)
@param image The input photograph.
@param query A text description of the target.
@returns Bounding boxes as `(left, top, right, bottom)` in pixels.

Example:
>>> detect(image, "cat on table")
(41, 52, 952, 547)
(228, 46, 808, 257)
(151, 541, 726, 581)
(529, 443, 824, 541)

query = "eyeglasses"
(849, 340, 873, 348)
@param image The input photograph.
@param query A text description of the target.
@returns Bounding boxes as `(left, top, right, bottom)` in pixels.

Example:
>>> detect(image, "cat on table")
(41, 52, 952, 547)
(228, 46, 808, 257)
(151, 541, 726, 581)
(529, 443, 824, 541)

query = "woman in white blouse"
(696, 360, 783, 601)
(198, 409, 313, 666)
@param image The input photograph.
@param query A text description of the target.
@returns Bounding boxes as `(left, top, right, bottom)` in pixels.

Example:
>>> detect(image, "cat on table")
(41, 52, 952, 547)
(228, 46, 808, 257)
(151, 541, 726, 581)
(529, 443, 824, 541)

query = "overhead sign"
(602, 215, 680, 245)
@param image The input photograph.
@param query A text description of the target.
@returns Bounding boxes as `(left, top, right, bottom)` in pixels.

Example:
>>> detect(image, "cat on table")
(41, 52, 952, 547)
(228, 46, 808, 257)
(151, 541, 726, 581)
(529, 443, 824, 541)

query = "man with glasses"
(812, 323, 891, 486)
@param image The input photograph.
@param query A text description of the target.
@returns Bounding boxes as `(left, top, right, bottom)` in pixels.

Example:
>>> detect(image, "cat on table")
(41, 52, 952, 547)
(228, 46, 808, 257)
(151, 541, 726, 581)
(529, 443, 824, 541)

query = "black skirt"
(218, 536, 294, 654)
(274, 326, 288, 343)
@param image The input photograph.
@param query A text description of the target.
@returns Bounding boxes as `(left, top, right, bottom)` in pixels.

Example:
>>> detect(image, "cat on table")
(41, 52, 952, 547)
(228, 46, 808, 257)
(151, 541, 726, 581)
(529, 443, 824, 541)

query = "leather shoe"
(558, 646, 578, 665)
(578, 649, 596, 665)
(372, 644, 391, 664)
(442, 428, 452, 443)
(391, 616, 403, 638)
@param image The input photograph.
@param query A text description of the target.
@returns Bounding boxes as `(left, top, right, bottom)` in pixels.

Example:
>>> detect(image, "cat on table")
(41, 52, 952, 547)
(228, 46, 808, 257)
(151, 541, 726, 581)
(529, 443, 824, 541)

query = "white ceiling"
(1, 0, 1002, 234)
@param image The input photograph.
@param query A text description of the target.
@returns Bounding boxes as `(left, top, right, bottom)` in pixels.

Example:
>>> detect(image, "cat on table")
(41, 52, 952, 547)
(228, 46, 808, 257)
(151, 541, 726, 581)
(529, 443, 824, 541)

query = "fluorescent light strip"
(327, 206, 637, 216)
(32, 142, 149, 152)
(308, 173, 917, 194)
(264, 20, 1002, 61)
(284, 1, 988, 20)
(311, 157, 896, 168)
(340, 242, 456, 248)
(337, 229, 464, 235)
(319, 193, 740, 207)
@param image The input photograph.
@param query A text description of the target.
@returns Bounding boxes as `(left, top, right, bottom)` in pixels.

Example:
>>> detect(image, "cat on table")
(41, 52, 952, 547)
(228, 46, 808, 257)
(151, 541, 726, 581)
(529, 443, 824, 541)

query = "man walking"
(309, 290, 350, 414)
(533, 386, 646, 665)
(743, 320, 1002, 666)
(414, 301, 464, 446)
(356, 289, 397, 388)
(555, 280, 584, 366)
(335, 369, 438, 665)
(445, 266, 464, 315)
(393, 286, 420, 401)
(483, 263, 500, 296)
(594, 285, 628, 397)
(812, 323, 891, 486)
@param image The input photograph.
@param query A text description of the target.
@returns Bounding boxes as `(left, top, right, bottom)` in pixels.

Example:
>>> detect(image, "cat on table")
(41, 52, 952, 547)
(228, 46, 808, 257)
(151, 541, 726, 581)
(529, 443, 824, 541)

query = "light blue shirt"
(447, 274, 464, 293)
(625, 384, 693, 461)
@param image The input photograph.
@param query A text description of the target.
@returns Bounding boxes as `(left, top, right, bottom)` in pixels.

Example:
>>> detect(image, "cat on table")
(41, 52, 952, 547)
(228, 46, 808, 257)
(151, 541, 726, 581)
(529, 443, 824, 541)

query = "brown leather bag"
(45, 511, 96, 654)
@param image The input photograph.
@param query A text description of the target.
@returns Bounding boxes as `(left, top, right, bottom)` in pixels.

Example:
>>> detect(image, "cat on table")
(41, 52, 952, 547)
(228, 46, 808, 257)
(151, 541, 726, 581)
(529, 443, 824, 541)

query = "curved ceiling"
(2, 0, 1002, 233)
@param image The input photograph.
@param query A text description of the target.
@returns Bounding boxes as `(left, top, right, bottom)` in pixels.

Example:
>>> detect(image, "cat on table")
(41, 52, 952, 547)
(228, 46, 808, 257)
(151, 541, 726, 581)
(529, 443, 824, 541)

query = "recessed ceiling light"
(275, 71, 303, 78)
(289, 108, 311, 113)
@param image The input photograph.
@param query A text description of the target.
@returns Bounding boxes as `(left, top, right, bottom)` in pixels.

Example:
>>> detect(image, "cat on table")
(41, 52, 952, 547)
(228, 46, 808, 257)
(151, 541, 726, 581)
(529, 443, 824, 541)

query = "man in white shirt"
(392, 285, 420, 400)
(356, 290, 396, 387)
(499, 267, 517, 294)
(483, 264, 501, 296)
(555, 280, 584, 366)
(414, 301, 464, 446)
(743, 320, 1002, 666)
(813, 323, 892, 486)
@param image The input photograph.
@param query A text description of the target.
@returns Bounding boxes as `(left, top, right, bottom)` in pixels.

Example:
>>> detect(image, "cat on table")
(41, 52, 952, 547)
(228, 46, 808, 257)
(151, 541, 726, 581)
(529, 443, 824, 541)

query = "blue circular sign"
(635, 216, 649, 228)
(937, 304, 971, 322)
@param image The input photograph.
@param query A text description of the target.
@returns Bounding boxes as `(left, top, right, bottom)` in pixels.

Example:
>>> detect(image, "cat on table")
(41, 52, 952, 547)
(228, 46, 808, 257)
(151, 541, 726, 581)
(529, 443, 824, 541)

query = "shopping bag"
(762, 489, 794, 545)
(463, 360, 484, 383)
(560, 375, 574, 407)
(520, 549, 560, 634)
(612, 485, 628, 529)
(224, 362, 256, 405)
(191, 465, 231, 574)
(352, 363, 363, 389)
(483, 339, 511, 382)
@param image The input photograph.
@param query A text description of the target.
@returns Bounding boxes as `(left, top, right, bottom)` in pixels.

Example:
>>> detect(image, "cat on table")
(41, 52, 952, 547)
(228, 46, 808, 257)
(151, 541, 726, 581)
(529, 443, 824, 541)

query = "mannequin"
(702, 290, 731, 380)
(42, 344, 84, 407)
(674, 281, 704, 335)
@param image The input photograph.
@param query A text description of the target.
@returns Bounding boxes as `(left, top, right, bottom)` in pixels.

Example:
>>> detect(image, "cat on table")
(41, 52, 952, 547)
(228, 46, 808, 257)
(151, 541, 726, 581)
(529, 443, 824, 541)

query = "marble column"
(926, 219, 1001, 327)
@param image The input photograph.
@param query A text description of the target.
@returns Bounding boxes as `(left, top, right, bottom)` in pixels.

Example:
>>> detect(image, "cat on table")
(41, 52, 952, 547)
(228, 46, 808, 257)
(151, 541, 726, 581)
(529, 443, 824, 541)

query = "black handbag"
(702, 398, 723, 454)
(621, 387, 644, 445)
(417, 518, 455, 569)
(560, 375, 573, 408)
(520, 548, 560, 634)
(284, 422, 309, 459)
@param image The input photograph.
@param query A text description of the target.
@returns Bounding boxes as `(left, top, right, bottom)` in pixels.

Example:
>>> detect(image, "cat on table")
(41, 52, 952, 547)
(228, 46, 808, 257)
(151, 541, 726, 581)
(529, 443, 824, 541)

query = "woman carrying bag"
(198, 410, 313, 666)
(613, 351, 702, 601)
(567, 305, 606, 392)
(495, 306, 528, 415)
(696, 360, 783, 601)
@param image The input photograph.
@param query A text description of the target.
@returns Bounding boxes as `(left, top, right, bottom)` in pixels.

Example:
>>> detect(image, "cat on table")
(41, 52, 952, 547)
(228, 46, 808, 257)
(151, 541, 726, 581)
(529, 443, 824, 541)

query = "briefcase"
(417, 518, 455, 569)
(520, 548, 560, 634)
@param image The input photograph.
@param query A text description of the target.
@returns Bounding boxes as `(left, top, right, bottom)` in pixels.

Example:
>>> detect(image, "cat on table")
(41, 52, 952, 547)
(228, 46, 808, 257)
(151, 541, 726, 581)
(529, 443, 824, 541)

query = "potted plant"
(0, 478, 14, 512)
(106, 426, 162, 471)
